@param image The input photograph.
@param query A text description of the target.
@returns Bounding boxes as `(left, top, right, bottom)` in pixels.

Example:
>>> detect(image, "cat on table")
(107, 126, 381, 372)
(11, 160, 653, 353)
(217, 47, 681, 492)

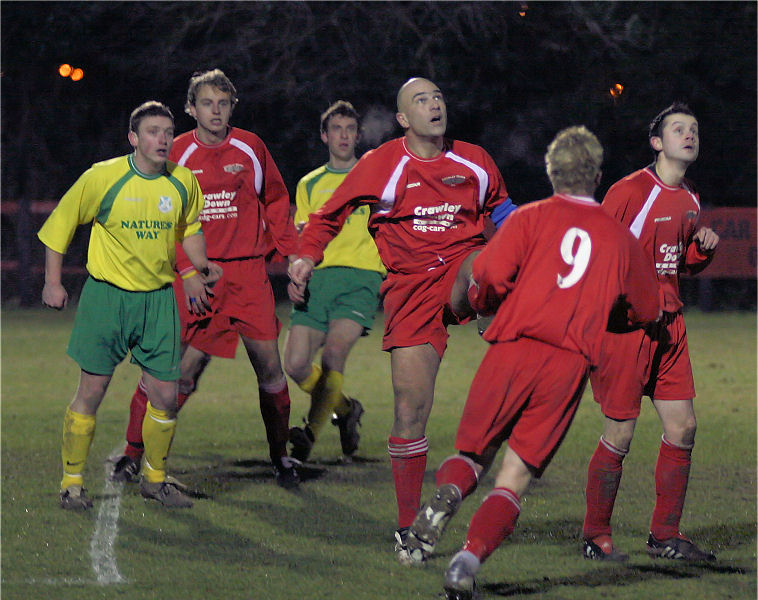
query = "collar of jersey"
(557, 193, 599, 206)
(401, 137, 446, 162)
(128, 153, 166, 179)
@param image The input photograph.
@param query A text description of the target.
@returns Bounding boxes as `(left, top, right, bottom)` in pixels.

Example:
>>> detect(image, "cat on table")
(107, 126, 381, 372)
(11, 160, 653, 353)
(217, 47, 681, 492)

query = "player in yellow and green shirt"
(284, 101, 385, 461)
(39, 101, 222, 510)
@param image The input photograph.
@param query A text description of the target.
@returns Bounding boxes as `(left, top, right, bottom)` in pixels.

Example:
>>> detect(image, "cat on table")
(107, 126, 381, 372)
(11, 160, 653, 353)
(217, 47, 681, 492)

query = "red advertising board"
(691, 208, 756, 278)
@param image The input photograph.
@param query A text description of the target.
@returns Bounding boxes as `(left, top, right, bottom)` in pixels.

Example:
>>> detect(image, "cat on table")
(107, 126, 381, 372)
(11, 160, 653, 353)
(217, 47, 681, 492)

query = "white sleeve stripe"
(378, 156, 410, 214)
(176, 143, 198, 167)
(229, 137, 263, 195)
(629, 185, 661, 239)
(446, 151, 489, 208)
(688, 190, 700, 211)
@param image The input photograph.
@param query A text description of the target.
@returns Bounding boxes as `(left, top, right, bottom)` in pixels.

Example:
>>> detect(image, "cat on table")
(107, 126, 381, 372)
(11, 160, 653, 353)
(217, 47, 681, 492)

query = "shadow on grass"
(166, 451, 394, 498)
(423, 518, 756, 597)
(151, 455, 394, 545)
(506, 519, 757, 558)
(482, 560, 753, 597)
(162, 456, 330, 496)
(113, 458, 388, 571)
(305, 455, 384, 466)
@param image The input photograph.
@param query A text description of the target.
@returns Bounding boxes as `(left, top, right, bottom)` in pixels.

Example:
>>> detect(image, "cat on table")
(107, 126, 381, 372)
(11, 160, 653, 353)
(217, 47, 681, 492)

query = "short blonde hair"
(545, 126, 603, 194)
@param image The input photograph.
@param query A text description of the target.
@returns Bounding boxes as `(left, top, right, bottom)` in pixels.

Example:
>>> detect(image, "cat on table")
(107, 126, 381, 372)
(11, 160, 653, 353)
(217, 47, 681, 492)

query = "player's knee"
(666, 416, 697, 447)
(683, 414, 697, 437)
(602, 419, 636, 452)
(393, 399, 428, 434)
(321, 347, 348, 373)
(177, 377, 196, 396)
(284, 362, 307, 384)
(612, 431, 634, 452)
(148, 387, 178, 413)
(78, 381, 109, 403)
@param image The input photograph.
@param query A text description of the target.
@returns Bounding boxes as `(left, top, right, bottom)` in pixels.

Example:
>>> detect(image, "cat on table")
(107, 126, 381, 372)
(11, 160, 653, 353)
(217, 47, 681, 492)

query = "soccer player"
(288, 77, 516, 559)
(111, 69, 301, 489)
(403, 126, 660, 598)
(582, 102, 719, 562)
(283, 101, 385, 461)
(39, 101, 221, 510)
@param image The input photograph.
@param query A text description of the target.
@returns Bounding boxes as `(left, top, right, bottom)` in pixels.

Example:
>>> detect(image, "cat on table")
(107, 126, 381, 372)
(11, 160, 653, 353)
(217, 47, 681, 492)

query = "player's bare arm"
(287, 256, 315, 291)
(693, 226, 719, 252)
(182, 273, 212, 315)
(180, 233, 223, 315)
(41, 246, 68, 310)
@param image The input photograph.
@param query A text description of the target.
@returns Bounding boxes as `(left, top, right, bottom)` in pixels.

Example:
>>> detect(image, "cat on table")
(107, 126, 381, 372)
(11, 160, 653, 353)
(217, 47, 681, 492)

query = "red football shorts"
(589, 311, 695, 420)
(174, 258, 281, 358)
(380, 252, 475, 358)
(455, 338, 590, 477)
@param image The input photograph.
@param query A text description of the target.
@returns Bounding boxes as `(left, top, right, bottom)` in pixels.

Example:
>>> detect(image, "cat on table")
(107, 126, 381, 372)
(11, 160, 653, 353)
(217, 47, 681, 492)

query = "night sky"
(2, 1, 755, 206)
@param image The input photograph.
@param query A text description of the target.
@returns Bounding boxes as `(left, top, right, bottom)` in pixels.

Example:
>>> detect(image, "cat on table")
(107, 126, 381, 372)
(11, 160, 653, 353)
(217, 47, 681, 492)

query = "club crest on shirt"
(441, 175, 467, 186)
(686, 210, 698, 220)
(224, 163, 245, 173)
(158, 196, 173, 213)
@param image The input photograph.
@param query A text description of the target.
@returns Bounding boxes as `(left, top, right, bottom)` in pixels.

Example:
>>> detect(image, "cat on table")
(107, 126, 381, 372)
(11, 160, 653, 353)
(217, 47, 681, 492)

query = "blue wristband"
(491, 197, 517, 229)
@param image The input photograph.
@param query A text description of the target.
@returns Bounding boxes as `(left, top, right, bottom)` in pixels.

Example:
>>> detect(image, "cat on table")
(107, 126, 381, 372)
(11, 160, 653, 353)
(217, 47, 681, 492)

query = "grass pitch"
(1, 306, 755, 599)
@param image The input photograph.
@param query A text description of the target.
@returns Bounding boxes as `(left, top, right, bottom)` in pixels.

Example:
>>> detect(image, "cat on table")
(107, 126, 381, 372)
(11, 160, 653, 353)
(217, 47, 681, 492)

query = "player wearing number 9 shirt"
(402, 127, 660, 597)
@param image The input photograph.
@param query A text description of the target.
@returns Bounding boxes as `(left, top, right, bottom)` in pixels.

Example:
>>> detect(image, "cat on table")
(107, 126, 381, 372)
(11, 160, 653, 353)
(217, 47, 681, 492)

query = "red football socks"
(124, 379, 149, 460)
(462, 487, 521, 562)
(435, 454, 479, 499)
(583, 436, 628, 539)
(259, 377, 292, 461)
(650, 436, 692, 540)
(388, 436, 429, 528)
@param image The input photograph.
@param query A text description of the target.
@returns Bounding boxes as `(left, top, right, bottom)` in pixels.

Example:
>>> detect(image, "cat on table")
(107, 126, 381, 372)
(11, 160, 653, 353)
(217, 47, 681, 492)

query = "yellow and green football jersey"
(38, 154, 204, 291)
(295, 164, 385, 274)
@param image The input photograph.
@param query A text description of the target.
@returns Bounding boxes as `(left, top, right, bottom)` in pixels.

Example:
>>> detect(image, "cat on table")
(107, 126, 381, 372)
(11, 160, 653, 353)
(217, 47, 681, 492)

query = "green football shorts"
(67, 277, 181, 381)
(290, 267, 383, 333)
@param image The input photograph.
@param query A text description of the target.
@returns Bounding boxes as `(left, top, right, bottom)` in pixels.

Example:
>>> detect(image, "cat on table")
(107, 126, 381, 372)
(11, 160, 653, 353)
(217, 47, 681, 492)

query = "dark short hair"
(129, 101, 174, 133)
(648, 102, 697, 140)
(185, 69, 238, 113)
(320, 100, 359, 133)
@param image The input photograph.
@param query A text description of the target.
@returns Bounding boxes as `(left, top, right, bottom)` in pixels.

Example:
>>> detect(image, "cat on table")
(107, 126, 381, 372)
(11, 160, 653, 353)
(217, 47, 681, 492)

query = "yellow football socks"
(307, 369, 349, 439)
(61, 408, 96, 490)
(333, 378, 352, 419)
(141, 402, 176, 484)
(297, 363, 323, 394)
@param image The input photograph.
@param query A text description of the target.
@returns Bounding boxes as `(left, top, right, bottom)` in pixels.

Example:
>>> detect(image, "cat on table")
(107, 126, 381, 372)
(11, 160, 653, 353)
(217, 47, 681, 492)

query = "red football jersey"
(471, 194, 660, 366)
(602, 167, 712, 312)
(171, 127, 297, 271)
(298, 137, 509, 275)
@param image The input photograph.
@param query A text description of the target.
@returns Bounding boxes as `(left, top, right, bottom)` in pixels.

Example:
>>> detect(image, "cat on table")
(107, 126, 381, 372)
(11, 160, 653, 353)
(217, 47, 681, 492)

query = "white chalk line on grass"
(89, 450, 127, 584)
(20, 450, 128, 587)
(17, 577, 92, 586)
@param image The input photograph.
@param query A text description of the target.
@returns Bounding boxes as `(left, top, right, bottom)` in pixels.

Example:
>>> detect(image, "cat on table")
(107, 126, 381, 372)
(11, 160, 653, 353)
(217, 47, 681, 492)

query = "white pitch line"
(89, 453, 127, 584)
(20, 577, 92, 586)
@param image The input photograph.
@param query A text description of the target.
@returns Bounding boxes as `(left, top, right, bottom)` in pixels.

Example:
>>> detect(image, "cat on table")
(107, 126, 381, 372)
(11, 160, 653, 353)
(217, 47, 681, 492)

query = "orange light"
(58, 64, 73, 77)
(519, 2, 528, 16)
(70, 68, 84, 81)
(609, 83, 624, 98)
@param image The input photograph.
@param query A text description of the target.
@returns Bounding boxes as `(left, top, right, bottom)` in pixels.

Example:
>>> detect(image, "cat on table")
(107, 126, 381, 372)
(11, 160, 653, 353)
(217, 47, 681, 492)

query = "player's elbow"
(634, 302, 661, 326)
